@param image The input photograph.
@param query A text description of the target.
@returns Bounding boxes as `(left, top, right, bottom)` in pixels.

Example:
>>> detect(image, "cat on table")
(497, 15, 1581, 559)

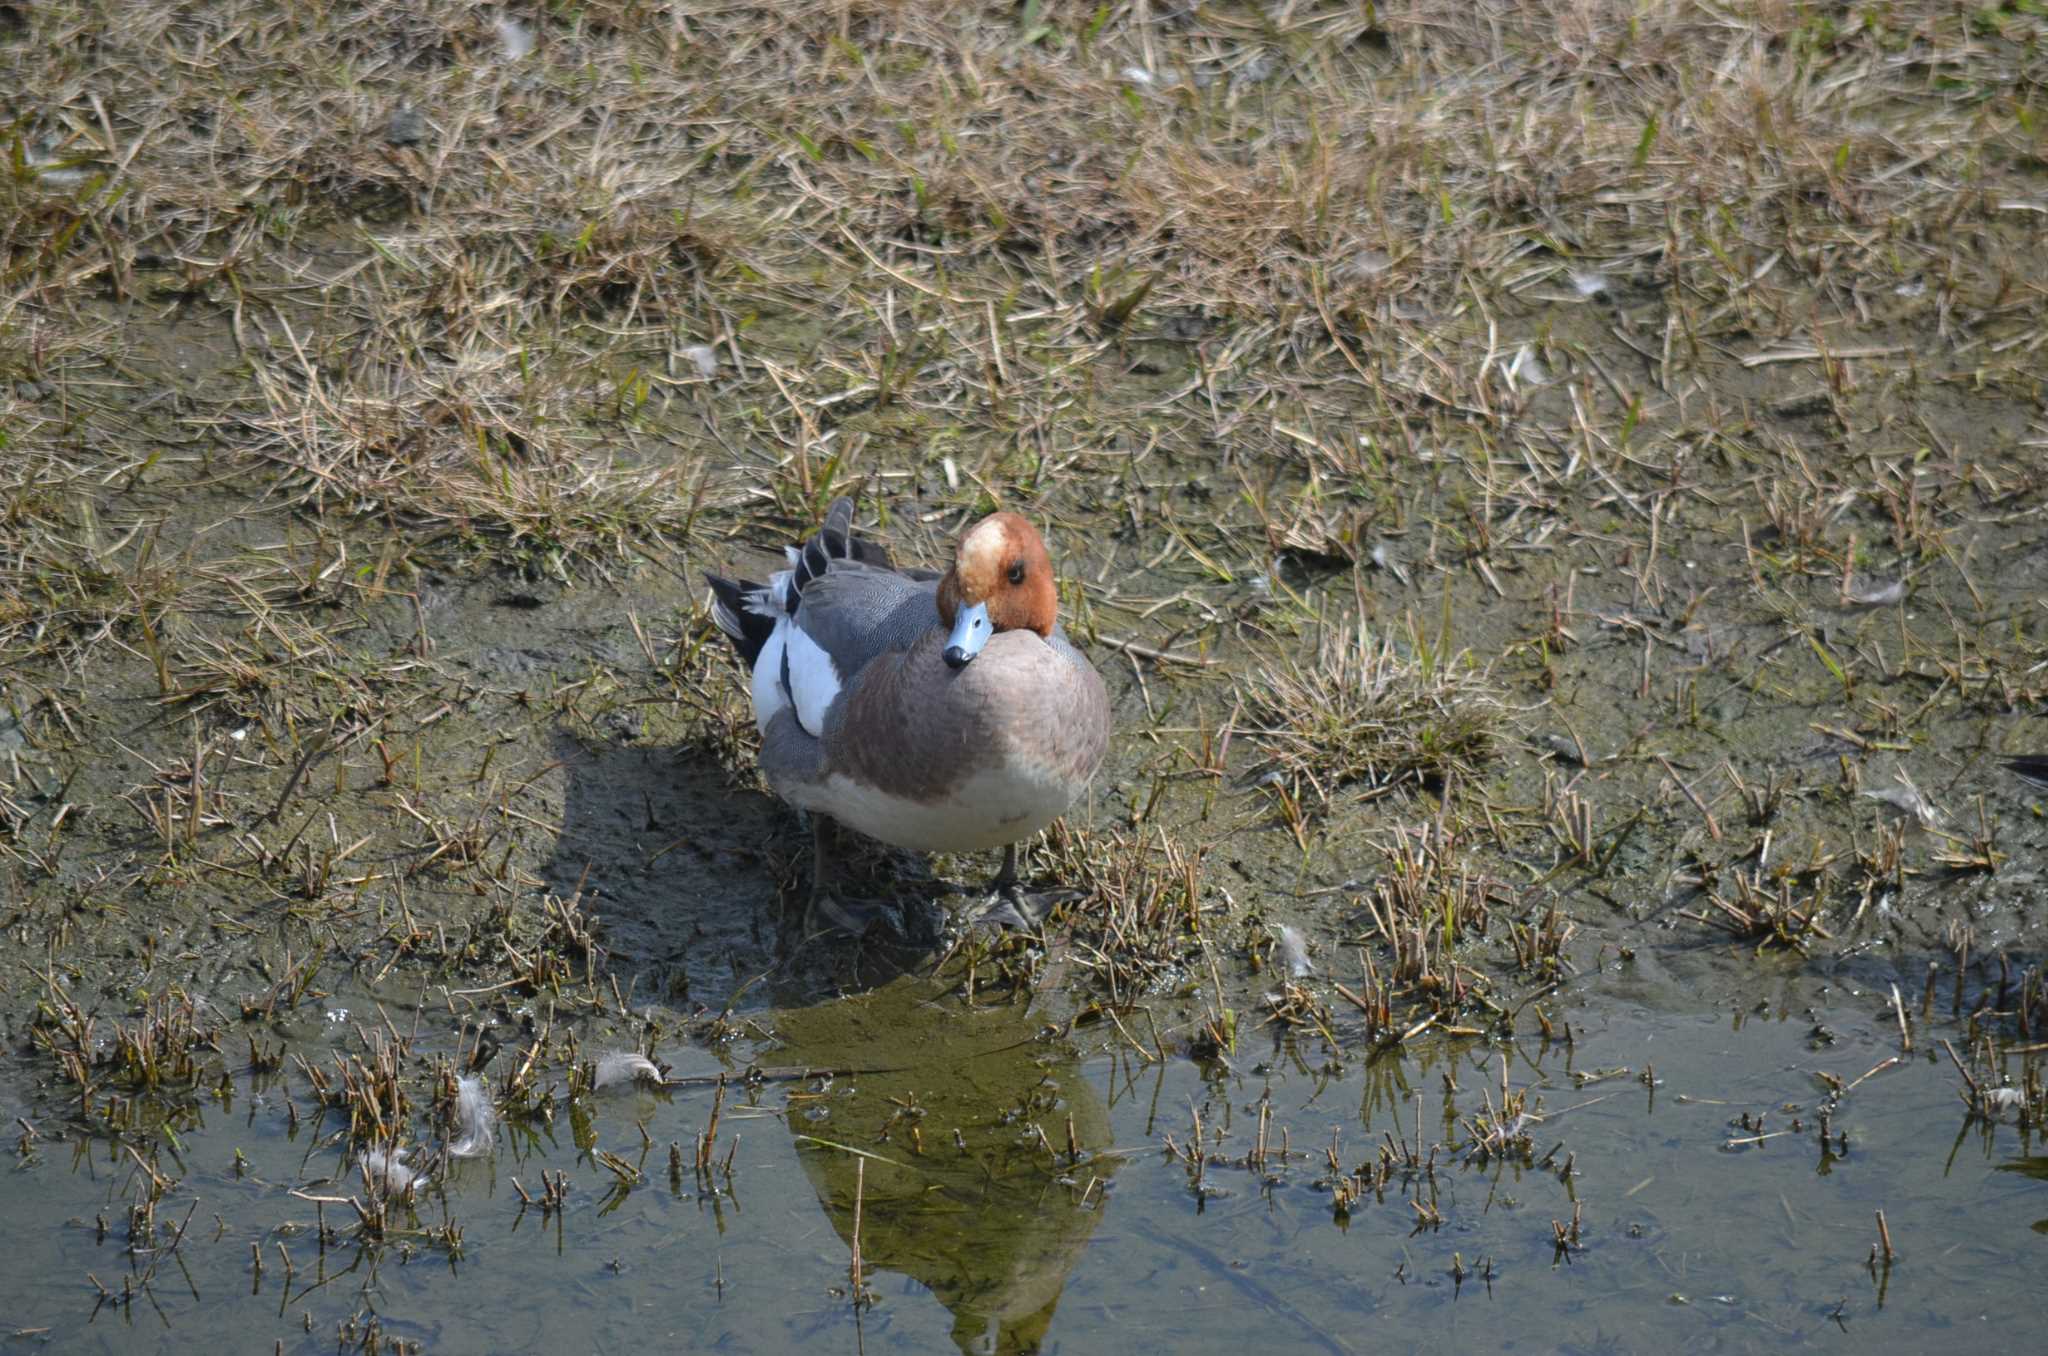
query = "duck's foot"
(954, 844, 1081, 931)
(958, 884, 1083, 931)
(797, 817, 904, 940)
(804, 891, 910, 940)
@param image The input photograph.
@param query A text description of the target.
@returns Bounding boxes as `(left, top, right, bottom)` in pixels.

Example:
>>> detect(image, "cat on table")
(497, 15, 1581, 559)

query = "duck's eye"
(1007, 561, 1026, 586)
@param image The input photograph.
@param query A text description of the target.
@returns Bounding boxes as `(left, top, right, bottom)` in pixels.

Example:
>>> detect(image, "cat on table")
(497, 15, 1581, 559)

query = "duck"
(705, 498, 1110, 935)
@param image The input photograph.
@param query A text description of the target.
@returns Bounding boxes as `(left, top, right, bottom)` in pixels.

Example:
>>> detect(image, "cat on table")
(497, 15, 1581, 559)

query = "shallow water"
(6, 957, 2043, 1356)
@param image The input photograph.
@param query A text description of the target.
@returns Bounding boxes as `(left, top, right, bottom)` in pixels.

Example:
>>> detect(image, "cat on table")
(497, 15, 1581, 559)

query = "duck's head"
(936, 512, 1058, 670)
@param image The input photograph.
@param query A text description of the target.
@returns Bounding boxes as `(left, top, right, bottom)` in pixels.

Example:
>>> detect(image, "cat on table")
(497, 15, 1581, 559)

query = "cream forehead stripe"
(955, 518, 1012, 588)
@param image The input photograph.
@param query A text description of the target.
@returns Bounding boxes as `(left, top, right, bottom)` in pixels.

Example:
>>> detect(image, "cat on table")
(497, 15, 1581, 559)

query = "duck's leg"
(964, 842, 1082, 930)
(801, 817, 907, 939)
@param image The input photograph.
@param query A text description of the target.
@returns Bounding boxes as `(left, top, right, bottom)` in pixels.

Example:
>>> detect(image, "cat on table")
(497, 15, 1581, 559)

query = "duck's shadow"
(539, 726, 943, 1010)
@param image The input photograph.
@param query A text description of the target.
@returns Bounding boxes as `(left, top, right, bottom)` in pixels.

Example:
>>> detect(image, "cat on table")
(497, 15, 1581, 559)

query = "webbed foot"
(955, 844, 1082, 930)
(805, 891, 910, 940)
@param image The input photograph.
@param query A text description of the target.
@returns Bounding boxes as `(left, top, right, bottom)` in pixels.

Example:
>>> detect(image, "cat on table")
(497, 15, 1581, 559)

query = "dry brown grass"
(1239, 606, 1504, 812)
(3, 1, 2035, 566)
(0, 0, 2045, 1041)
(10, 12, 2048, 1346)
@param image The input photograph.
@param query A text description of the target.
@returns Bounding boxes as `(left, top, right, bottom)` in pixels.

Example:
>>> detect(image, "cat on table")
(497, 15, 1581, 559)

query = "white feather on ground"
(594, 1051, 663, 1090)
(1863, 774, 1941, 829)
(494, 18, 532, 60)
(359, 1146, 421, 1196)
(1274, 924, 1313, 978)
(679, 343, 719, 378)
(447, 1075, 496, 1158)
(1845, 577, 1905, 606)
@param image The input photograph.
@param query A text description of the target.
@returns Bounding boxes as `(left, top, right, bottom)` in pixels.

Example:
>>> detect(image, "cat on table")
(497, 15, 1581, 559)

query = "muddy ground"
(3, 2, 2048, 1352)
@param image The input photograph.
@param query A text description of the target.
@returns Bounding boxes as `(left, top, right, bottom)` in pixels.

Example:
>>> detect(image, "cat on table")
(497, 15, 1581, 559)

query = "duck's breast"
(803, 630, 1109, 852)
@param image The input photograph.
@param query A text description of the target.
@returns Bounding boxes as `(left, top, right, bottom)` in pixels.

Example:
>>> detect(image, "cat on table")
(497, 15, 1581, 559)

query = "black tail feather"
(705, 498, 893, 671)
(704, 572, 775, 670)
(2006, 756, 2048, 791)
(796, 497, 854, 593)
(793, 497, 893, 602)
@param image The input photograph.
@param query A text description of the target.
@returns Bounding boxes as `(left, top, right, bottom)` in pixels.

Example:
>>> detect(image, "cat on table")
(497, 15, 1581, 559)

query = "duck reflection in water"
(768, 981, 1119, 1355)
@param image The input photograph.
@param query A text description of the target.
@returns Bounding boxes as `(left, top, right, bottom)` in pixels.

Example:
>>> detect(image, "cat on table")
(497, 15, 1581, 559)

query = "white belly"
(800, 763, 1081, 853)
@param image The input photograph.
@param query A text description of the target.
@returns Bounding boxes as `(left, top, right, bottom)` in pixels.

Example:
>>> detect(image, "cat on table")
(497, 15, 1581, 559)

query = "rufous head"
(936, 511, 1058, 669)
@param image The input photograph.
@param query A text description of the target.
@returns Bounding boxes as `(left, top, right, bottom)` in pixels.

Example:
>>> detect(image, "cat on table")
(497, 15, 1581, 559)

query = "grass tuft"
(1239, 611, 1502, 812)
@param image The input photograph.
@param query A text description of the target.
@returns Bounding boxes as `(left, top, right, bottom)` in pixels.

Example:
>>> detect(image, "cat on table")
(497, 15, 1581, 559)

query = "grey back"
(793, 563, 941, 688)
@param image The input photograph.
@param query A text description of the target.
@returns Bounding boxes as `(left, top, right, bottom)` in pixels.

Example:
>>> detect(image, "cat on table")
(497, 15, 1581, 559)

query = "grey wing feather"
(792, 564, 940, 681)
(791, 497, 896, 603)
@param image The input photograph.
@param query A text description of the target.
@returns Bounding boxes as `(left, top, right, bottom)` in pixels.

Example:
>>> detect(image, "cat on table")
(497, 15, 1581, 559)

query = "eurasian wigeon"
(706, 498, 1110, 934)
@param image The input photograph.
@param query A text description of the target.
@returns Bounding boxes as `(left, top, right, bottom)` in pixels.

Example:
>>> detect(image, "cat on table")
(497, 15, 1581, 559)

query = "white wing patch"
(782, 622, 842, 736)
(737, 544, 849, 737)
(737, 560, 841, 737)
(750, 627, 790, 734)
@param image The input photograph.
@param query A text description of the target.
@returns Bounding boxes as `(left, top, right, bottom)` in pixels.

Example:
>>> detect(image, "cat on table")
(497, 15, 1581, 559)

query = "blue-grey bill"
(943, 600, 991, 669)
